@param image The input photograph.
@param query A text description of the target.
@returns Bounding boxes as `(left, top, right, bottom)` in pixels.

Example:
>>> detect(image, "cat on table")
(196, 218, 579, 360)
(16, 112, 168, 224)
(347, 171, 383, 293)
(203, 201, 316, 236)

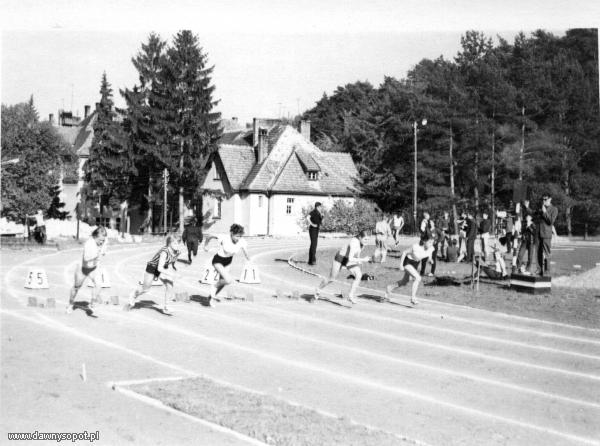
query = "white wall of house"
(247, 193, 269, 235)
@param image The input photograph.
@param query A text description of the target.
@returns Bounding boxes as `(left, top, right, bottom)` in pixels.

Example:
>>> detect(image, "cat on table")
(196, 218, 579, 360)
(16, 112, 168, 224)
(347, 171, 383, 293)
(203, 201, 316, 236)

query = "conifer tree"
(161, 30, 222, 232)
(85, 72, 135, 216)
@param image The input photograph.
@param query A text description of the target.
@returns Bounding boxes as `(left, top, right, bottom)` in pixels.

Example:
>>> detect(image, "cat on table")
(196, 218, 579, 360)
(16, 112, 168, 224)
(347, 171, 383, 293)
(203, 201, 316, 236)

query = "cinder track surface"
(1, 238, 599, 446)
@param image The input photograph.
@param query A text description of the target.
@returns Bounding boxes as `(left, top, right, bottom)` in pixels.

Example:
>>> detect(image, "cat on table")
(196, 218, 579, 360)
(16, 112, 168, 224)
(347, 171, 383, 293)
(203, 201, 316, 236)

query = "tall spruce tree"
(122, 33, 169, 232)
(85, 72, 135, 218)
(162, 30, 222, 232)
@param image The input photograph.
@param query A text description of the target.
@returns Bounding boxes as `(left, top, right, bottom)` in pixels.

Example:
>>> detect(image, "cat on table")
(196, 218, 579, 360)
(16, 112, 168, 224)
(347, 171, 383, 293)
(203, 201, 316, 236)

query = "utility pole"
(413, 121, 418, 235)
(519, 106, 525, 181)
(163, 168, 168, 234)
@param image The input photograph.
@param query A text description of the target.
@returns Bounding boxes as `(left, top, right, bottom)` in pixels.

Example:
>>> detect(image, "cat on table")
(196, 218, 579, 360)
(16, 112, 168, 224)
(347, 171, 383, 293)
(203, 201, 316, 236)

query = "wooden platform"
(510, 273, 551, 294)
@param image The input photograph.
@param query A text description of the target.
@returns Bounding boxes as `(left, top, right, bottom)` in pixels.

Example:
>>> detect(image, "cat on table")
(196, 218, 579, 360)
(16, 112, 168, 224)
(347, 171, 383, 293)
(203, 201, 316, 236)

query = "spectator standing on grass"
(446, 239, 459, 262)
(307, 202, 323, 266)
(27, 209, 46, 244)
(182, 217, 203, 264)
(420, 212, 431, 239)
(505, 214, 515, 253)
(479, 212, 492, 262)
(391, 213, 404, 244)
(439, 211, 451, 259)
(517, 214, 538, 274)
(536, 193, 558, 276)
(67, 226, 108, 315)
(375, 212, 392, 262)
(465, 211, 478, 263)
(421, 220, 442, 276)
(315, 230, 370, 304)
(385, 236, 434, 305)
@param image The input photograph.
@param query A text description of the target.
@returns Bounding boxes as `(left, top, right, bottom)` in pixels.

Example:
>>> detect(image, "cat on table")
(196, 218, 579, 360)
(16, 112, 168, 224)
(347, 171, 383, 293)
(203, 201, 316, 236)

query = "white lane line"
(102, 310, 600, 446)
(2, 302, 428, 446)
(5, 255, 599, 445)
(228, 301, 600, 382)
(176, 305, 600, 409)
(112, 387, 271, 446)
(281, 249, 600, 334)
(110, 253, 600, 381)
(175, 268, 600, 366)
(259, 250, 600, 342)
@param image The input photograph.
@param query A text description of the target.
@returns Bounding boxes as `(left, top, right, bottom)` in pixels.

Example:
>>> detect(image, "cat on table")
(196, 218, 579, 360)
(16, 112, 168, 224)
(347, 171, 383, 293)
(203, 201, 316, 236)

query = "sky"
(1, 0, 599, 126)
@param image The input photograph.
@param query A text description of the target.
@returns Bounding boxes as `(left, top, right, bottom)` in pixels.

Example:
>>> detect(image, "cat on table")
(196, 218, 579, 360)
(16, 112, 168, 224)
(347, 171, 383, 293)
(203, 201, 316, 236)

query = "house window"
(258, 196, 263, 207)
(307, 171, 318, 181)
(214, 198, 222, 219)
(213, 164, 221, 180)
(286, 197, 294, 215)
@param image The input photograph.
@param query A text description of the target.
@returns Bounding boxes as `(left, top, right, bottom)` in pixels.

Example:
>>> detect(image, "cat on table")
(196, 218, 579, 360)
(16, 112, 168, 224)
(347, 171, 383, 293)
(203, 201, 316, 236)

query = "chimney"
(253, 117, 259, 147)
(300, 120, 311, 141)
(257, 128, 268, 163)
(49, 114, 54, 125)
(84, 105, 90, 118)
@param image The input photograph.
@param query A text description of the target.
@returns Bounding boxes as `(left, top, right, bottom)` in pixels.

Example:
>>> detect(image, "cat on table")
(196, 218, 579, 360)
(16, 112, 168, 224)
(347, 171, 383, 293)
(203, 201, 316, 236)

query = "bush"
(300, 198, 379, 234)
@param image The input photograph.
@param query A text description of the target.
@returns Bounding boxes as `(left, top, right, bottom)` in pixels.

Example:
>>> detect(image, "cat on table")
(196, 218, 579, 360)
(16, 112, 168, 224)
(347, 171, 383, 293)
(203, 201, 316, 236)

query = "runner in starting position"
(202, 224, 250, 307)
(67, 226, 108, 315)
(385, 235, 434, 305)
(314, 230, 370, 304)
(127, 234, 181, 314)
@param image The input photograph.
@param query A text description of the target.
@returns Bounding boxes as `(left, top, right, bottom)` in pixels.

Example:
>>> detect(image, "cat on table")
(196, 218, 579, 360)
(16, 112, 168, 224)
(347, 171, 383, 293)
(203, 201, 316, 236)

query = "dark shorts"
(81, 265, 97, 276)
(334, 253, 349, 267)
(212, 254, 233, 267)
(403, 257, 420, 269)
(146, 263, 160, 279)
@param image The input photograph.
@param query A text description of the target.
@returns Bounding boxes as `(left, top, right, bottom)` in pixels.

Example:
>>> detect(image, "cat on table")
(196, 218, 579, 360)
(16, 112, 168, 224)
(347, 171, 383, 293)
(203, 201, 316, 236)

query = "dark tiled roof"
(272, 150, 359, 195)
(296, 149, 320, 171)
(218, 130, 252, 146)
(218, 144, 256, 190)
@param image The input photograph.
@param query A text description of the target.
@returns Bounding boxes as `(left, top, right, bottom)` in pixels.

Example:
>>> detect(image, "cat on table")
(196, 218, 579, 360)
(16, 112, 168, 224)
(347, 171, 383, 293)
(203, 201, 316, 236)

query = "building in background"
(201, 119, 360, 236)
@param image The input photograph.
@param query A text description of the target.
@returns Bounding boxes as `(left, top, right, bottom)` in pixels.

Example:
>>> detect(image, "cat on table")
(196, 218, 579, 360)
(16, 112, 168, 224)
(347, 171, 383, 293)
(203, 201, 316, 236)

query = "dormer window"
(307, 171, 318, 181)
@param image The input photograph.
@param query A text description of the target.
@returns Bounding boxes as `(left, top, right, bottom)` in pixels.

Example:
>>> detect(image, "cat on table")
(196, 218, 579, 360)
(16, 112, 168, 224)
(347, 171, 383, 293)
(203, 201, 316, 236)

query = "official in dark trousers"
(465, 211, 478, 263)
(182, 218, 203, 264)
(536, 193, 558, 276)
(307, 202, 323, 265)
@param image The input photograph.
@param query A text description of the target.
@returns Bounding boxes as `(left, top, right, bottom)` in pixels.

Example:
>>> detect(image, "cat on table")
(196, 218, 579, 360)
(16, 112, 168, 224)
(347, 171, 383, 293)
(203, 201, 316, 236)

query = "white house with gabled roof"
(201, 118, 360, 236)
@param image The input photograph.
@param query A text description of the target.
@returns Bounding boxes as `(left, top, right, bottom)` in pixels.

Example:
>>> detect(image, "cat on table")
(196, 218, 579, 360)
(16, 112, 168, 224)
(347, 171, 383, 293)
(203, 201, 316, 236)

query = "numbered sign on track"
(24, 268, 49, 289)
(239, 262, 261, 284)
(200, 263, 220, 284)
(87, 267, 111, 288)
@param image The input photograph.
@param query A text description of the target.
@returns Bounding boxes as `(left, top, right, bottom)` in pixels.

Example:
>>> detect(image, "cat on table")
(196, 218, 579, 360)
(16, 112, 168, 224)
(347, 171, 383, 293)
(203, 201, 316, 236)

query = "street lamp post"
(413, 119, 426, 235)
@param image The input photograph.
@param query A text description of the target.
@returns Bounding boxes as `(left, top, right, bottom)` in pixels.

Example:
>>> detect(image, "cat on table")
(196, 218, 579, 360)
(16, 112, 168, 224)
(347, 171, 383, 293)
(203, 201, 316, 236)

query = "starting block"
(110, 295, 119, 305)
(292, 290, 300, 300)
(24, 268, 49, 289)
(274, 289, 282, 299)
(200, 263, 220, 284)
(175, 292, 190, 303)
(88, 268, 111, 288)
(27, 296, 37, 307)
(239, 262, 261, 284)
(510, 273, 551, 294)
(46, 297, 56, 308)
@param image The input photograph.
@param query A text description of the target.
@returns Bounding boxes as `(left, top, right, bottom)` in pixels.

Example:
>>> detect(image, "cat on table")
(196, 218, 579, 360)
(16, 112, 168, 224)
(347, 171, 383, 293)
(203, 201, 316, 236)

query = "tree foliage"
(303, 28, 599, 235)
(1, 99, 69, 221)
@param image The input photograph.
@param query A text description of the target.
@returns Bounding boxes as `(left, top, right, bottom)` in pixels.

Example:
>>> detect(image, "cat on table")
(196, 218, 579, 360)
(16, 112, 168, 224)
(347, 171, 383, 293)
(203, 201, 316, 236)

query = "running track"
(1, 238, 599, 446)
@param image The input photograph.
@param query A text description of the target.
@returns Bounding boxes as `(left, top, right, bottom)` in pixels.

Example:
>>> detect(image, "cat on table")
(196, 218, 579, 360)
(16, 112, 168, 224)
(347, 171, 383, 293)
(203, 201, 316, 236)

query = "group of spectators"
(416, 193, 558, 277)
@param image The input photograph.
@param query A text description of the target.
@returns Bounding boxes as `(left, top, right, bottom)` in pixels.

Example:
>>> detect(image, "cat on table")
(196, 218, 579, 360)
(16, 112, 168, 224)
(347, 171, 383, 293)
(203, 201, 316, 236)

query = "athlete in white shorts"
(67, 226, 108, 315)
